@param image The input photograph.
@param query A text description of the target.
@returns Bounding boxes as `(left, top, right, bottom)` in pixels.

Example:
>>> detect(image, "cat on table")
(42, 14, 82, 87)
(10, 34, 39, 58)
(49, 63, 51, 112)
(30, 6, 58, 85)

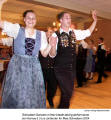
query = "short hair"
(57, 11, 68, 21)
(99, 37, 104, 42)
(47, 27, 53, 31)
(23, 10, 35, 18)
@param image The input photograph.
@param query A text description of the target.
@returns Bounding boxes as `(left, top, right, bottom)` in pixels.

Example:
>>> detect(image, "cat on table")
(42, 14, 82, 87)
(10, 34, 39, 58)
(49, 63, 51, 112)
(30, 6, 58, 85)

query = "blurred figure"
(84, 40, 96, 80)
(76, 40, 88, 87)
(96, 37, 108, 83)
(46, 27, 54, 38)
(0, 48, 10, 60)
(0, 48, 10, 86)
(106, 48, 111, 71)
(39, 27, 57, 108)
(53, 27, 58, 32)
(70, 23, 76, 30)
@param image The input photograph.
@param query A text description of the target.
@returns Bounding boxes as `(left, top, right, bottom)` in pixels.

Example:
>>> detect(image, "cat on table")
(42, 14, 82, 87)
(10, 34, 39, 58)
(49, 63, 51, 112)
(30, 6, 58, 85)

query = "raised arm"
(0, 0, 7, 28)
(88, 10, 97, 34)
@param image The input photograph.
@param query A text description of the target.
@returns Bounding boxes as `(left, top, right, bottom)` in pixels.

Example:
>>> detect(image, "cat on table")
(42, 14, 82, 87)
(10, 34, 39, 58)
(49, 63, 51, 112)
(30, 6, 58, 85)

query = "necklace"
(25, 29, 35, 38)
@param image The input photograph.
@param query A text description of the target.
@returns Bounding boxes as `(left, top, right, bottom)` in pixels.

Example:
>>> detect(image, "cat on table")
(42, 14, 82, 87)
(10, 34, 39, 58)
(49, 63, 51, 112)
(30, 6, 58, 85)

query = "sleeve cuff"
(87, 29, 91, 37)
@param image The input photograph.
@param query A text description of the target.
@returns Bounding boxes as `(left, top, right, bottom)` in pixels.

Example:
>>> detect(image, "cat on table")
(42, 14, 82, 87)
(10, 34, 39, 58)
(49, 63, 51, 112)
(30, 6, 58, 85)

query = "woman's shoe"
(88, 77, 93, 80)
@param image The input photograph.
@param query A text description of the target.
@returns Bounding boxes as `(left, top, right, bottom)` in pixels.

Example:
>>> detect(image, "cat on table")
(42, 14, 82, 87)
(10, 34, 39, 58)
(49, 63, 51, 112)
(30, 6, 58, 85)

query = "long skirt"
(1, 54, 46, 108)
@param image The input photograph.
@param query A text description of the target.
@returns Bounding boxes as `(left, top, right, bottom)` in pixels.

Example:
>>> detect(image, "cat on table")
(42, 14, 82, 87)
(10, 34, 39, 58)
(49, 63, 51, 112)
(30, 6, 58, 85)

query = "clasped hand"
(49, 36, 57, 48)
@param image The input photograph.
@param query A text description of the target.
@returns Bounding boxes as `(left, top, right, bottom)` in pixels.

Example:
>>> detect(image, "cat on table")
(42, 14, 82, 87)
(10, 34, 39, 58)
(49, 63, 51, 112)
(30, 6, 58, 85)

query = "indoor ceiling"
(1, 0, 111, 30)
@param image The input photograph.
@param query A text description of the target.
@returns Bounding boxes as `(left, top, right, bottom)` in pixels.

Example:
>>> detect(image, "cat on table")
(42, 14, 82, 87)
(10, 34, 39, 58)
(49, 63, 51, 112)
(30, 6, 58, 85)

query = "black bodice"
(25, 38, 35, 56)
(97, 45, 106, 61)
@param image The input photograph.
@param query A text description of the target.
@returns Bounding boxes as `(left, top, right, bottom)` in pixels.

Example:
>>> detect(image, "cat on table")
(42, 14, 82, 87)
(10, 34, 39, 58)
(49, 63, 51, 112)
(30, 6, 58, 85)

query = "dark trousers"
(97, 61, 107, 82)
(42, 68, 57, 101)
(54, 65, 74, 108)
(76, 58, 86, 87)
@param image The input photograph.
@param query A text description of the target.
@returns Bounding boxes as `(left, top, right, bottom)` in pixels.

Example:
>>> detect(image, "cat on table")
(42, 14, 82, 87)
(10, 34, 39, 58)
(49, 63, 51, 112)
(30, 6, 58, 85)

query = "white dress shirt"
(98, 43, 106, 50)
(52, 27, 91, 50)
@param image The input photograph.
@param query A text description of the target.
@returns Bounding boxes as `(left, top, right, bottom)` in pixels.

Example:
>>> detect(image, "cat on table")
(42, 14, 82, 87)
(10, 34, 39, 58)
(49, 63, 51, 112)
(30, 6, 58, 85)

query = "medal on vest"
(60, 32, 69, 47)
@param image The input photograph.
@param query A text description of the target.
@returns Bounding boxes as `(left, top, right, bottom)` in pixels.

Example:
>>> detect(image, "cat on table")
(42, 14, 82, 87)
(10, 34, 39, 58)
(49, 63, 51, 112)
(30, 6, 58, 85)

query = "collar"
(60, 28, 72, 34)
(98, 43, 104, 46)
(25, 29, 36, 39)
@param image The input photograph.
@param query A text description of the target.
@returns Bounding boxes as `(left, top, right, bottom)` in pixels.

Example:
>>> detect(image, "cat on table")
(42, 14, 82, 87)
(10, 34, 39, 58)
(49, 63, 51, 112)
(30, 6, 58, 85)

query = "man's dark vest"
(55, 31, 76, 67)
(97, 44, 106, 61)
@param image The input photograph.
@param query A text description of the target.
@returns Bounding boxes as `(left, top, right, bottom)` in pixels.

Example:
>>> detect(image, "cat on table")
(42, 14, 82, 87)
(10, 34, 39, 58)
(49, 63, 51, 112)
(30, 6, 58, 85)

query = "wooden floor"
(0, 72, 111, 109)
(47, 72, 111, 109)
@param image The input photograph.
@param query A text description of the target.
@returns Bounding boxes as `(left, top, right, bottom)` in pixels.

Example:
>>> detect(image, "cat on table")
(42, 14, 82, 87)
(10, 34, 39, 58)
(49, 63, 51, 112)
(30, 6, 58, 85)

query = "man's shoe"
(88, 77, 93, 80)
(76, 85, 82, 88)
(103, 74, 108, 78)
(96, 81, 102, 84)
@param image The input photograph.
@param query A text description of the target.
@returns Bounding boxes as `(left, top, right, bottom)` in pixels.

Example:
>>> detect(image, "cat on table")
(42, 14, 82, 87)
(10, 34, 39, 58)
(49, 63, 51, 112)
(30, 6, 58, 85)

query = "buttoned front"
(54, 31, 76, 67)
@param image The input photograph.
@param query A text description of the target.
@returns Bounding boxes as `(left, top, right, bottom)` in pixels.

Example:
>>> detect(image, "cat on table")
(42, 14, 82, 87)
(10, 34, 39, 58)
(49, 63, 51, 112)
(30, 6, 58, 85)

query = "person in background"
(0, 48, 10, 85)
(0, 37, 13, 47)
(39, 27, 57, 108)
(0, 48, 10, 60)
(105, 48, 111, 71)
(76, 40, 88, 87)
(49, 10, 97, 108)
(84, 40, 96, 80)
(0, 0, 54, 108)
(96, 37, 108, 83)
(0, 37, 13, 57)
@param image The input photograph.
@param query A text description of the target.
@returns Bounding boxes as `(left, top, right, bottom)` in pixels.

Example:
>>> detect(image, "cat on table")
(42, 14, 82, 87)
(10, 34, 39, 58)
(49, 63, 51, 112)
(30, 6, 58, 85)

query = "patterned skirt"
(1, 54, 46, 108)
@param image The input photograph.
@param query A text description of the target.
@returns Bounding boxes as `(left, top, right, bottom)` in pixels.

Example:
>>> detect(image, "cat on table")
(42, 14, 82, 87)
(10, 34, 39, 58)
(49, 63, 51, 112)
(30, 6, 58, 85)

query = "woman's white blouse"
(3, 21, 48, 51)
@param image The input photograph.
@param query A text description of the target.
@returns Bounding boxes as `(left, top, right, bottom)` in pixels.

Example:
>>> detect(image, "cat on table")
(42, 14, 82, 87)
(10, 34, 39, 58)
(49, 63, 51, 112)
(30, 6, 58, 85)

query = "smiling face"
(24, 12, 37, 28)
(60, 13, 71, 28)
